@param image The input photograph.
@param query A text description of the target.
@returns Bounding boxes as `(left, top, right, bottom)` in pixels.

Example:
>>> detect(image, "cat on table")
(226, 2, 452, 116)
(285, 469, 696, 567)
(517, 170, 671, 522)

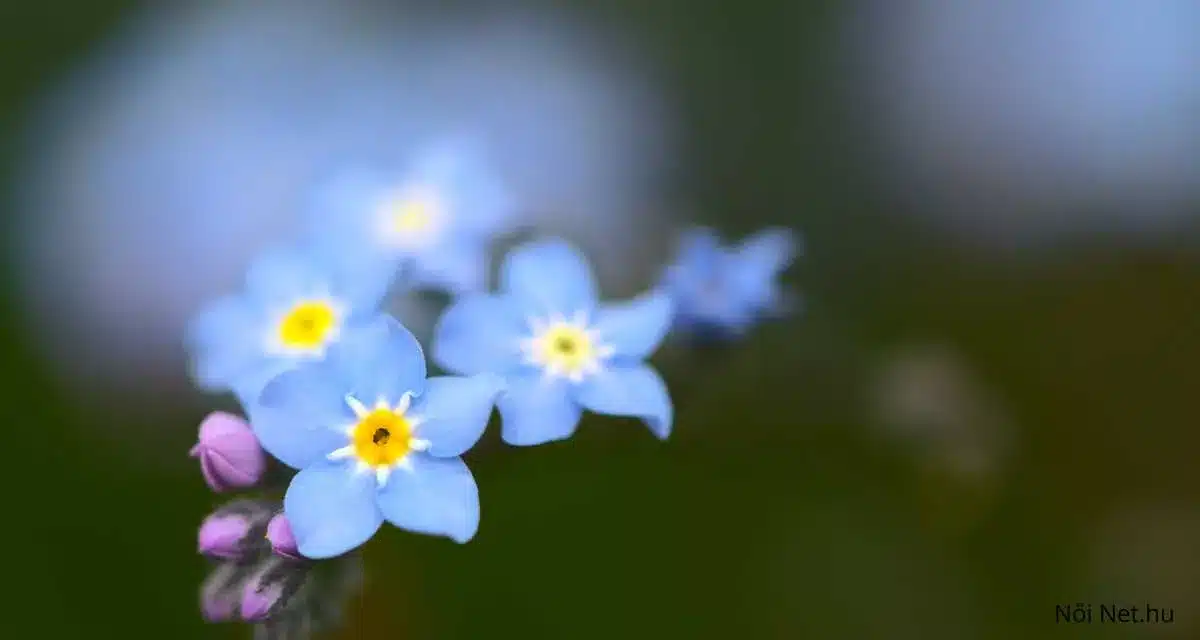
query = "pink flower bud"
(266, 513, 302, 560)
(197, 513, 253, 560)
(189, 412, 265, 492)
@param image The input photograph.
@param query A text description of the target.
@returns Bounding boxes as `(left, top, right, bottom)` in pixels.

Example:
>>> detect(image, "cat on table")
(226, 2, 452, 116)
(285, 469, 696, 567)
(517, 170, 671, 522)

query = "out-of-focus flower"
(266, 513, 302, 561)
(870, 345, 1012, 473)
(661, 227, 799, 339)
(306, 139, 515, 296)
(433, 238, 674, 446)
(185, 246, 391, 405)
(250, 316, 501, 558)
(870, 345, 1014, 533)
(15, 0, 675, 399)
(189, 411, 266, 492)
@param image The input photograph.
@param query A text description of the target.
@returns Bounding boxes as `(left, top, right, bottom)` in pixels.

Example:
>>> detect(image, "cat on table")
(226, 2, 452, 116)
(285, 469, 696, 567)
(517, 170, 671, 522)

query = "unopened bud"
(189, 412, 266, 492)
(198, 513, 253, 560)
(266, 513, 302, 560)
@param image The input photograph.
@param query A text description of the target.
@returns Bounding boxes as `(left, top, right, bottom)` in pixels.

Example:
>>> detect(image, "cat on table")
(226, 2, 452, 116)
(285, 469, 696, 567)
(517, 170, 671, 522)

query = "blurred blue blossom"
(251, 316, 502, 559)
(434, 239, 674, 446)
(661, 227, 798, 339)
(16, 1, 674, 396)
(306, 139, 516, 296)
(186, 246, 391, 406)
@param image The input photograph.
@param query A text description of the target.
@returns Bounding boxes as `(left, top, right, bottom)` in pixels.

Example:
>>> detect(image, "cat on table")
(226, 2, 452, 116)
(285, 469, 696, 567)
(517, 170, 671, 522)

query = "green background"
(2, 1, 1197, 638)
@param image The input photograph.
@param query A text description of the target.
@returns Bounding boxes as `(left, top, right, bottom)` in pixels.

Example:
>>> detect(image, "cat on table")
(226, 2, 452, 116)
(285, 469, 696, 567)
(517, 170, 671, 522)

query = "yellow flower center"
(522, 313, 614, 382)
(538, 325, 594, 372)
(380, 187, 443, 247)
(393, 200, 433, 233)
(277, 301, 338, 350)
(351, 408, 414, 468)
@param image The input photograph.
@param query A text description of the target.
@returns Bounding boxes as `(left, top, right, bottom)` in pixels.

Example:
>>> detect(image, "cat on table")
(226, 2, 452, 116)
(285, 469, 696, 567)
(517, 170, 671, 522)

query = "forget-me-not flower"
(661, 227, 798, 338)
(250, 316, 502, 559)
(186, 246, 392, 406)
(433, 238, 674, 446)
(305, 139, 515, 297)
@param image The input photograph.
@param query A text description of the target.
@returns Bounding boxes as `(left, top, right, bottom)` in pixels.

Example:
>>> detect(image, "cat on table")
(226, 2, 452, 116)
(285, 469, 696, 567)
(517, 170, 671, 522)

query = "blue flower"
(661, 227, 798, 338)
(186, 246, 392, 405)
(432, 239, 674, 446)
(305, 139, 515, 297)
(250, 316, 503, 558)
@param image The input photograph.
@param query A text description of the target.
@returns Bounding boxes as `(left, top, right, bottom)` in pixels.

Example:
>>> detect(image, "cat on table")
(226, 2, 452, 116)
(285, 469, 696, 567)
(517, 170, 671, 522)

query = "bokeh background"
(3, 0, 1198, 638)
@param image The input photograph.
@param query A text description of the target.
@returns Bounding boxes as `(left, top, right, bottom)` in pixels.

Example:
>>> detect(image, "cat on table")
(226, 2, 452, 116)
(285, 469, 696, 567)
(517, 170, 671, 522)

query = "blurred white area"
(848, 0, 1200, 246)
(13, 0, 676, 397)
(870, 345, 1012, 482)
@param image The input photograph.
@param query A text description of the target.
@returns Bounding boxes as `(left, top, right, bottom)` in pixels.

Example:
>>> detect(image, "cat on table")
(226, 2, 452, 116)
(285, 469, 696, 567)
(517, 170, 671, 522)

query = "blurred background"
(2, 0, 1198, 638)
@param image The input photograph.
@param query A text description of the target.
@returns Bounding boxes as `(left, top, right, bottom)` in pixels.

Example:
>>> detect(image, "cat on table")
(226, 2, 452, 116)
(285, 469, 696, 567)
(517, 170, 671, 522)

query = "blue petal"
(406, 138, 514, 239)
(284, 461, 383, 559)
(185, 296, 267, 392)
(432, 294, 527, 376)
(574, 364, 673, 440)
(408, 239, 490, 295)
(592, 290, 674, 361)
(672, 227, 722, 279)
(679, 283, 754, 334)
(327, 315, 427, 402)
(304, 170, 401, 309)
(729, 228, 798, 315)
(244, 246, 335, 308)
(497, 374, 582, 446)
(734, 227, 799, 276)
(661, 228, 724, 319)
(229, 361, 296, 409)
(377, 454, 479, 543)
(410, 375, 505, 457)
(336, 255, 401, 315)
(305, 169, 387, 259)
(250, 363, 354, 469)
(499, 238, 597, 316)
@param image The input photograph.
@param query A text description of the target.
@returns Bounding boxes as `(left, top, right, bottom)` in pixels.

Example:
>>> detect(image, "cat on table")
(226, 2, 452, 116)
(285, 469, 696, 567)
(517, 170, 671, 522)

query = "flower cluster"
(191, 415, 362, 635)
(185, 141, 798, 634)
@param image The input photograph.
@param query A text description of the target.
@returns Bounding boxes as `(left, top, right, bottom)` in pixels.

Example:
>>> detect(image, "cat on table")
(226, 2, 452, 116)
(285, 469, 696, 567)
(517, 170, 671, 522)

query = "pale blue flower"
(661, 227, 798, 338)
(433, 238, 674, 446)
(305, 140, 514, 297)
(17, 2, 673, 395)
(185, 246, 391, 405)
(251, 316, 502, 559)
